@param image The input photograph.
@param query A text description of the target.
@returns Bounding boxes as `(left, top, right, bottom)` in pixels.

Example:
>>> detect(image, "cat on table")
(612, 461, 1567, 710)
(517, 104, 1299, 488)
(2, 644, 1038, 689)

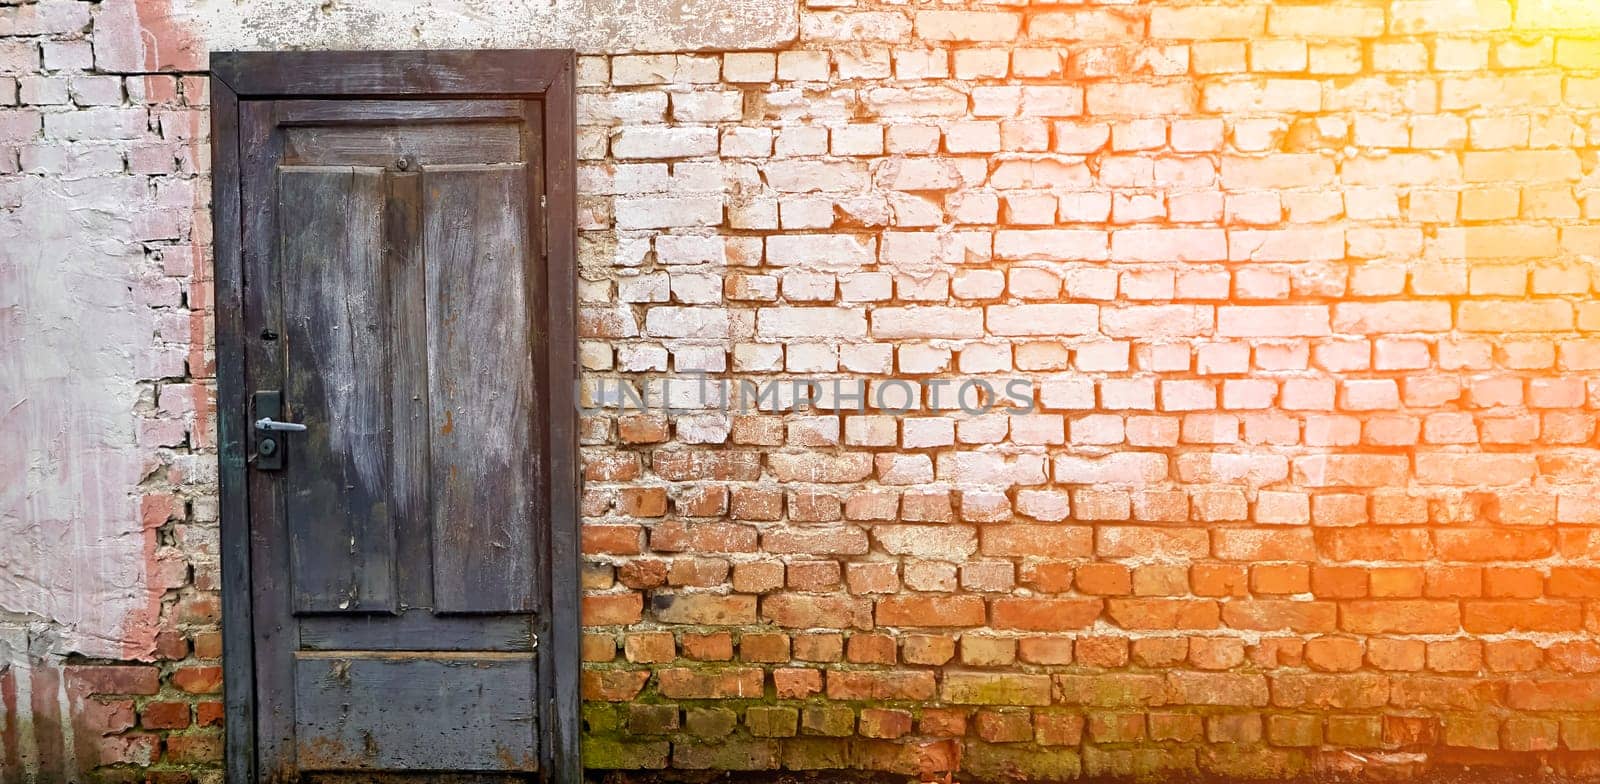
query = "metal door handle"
(256, 417, 308, 432)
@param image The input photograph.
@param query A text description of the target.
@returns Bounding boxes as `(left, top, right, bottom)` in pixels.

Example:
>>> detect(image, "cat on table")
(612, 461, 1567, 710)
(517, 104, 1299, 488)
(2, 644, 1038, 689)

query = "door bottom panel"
(294, 655, 538, 772)
(306, 775, 535, 783)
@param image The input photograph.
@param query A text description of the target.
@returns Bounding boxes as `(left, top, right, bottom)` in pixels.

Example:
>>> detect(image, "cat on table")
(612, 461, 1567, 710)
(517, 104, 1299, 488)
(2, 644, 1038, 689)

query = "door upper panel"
(268, 106, 546, 623)
(281, 165, 398, 615)
(424, 164, 540, 614)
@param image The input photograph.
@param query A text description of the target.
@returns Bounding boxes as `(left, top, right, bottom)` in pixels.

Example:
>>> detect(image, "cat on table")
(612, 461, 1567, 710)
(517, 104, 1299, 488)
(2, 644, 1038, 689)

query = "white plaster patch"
(171, 0, 798, 55)
(0, 177, 158, 660)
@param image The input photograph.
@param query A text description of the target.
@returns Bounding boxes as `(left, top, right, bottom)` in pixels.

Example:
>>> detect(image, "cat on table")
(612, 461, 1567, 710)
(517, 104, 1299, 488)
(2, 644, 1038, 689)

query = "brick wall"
(573, 2, 1600, 779)
(8, 0, 1600, 781)
(1, 0, 219, 782)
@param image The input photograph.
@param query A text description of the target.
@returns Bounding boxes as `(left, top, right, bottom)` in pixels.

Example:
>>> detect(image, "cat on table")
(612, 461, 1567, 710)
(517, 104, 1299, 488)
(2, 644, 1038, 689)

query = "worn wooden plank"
(239, 98, 295, 781)
(293, 655, 537, 771)
(284, 123, 522, 167)
(280, 165, 399, 615)
(213, 50, 568, 98)
(538, 57, 585, 784)
(308, 773, 531, 784)
(382, 170, 435, 620)
(423, 163, 539, 614)
(298, 613, 533, 652)
(209, 74, 258, 784)
(276, 99, 524, 126)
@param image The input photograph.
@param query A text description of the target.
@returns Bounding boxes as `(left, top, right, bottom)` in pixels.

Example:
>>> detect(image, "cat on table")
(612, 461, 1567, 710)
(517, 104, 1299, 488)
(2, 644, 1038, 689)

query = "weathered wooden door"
(211, 52, 578, 784)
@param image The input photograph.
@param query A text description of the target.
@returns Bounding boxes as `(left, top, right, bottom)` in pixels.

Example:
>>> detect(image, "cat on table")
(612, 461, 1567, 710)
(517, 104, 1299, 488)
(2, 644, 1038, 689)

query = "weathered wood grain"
(298, 612, 534, 652)
(281, 165, 398, 615)
(276, 99, 524, 126)
(284, 124, 522, 168)
(209, 72, 258, 784)
(293, 655, 537, 771)
(423, 163, 539, 614)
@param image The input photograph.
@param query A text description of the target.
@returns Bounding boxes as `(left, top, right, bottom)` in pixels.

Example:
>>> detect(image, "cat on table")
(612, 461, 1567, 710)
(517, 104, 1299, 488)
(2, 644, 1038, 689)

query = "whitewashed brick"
(914, 11, 1020, 41)
(765, 159, 868, 192)
(831, 124, 884, 156)
(893, 49, 949, 80)
(733, 343, 783, 372)
(987, 305, 1098, 337)
(42, 108, 145, 140)
(644, 306, 736, 338)
(871, 307, 984, 339)
(780, 272, 836, 302)
(614, 196, 722, 229)
(655, 234, 726, 265)
(722, 52, 776, 83)
(670, 273, 722, 304)
(618, 272, 670, 303)
(777, 51, 829, 81)
(757, 307, 867, 339)
(611, 126, 718, 159)
(670, 91, 743, 122)
(611, 54, 720, 86)
(766, 234, 874, 269)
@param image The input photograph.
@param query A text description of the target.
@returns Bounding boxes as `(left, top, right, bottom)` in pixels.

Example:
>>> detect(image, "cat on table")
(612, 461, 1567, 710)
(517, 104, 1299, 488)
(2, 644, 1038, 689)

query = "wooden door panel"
(423, 164, 540, 615)
(281, 165, 399, 616)
(298, 614, 534, 652)
(215, 51, 578, 784)
(293, 655, 538, 771)
(283, 124, 524, 167)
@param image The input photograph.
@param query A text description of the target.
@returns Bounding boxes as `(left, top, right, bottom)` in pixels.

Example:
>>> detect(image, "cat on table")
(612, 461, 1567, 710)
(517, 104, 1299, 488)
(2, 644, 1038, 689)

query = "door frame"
(210, 50, 579, 784)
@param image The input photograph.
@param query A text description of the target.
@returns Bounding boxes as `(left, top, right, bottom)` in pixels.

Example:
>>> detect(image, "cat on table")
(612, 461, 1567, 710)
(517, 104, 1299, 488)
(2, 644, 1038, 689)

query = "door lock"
(251, 391, 301, 471)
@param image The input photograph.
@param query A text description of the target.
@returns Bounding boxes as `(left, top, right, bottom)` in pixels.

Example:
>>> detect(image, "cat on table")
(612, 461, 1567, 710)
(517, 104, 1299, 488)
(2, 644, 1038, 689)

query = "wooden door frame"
(210, 50, 579, 784)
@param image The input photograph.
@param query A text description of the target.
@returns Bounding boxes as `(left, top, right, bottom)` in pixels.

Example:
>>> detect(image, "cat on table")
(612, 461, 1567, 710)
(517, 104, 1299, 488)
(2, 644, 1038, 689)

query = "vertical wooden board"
(383, 171, 435, 613)
(535, 63, 584, 784)
(281, 165, 399, 614)
(422, 163, 539, 614)
(241, 99, 297, 777)
(210, 78, 259, 784)
(292, 655, 537, 771)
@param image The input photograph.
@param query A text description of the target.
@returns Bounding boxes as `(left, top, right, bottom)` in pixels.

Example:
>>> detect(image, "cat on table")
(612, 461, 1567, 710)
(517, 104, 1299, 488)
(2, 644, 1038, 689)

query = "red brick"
(657, 668, 764, 699)
(170, 666, 222, 695)
(827, 670, 936, 701)
(1106, 598, 1221, 630)
(740, 632, 790, 663)
(980, 525, 1094, 557)
(139, 701, 190, 730)
(623, 632, 674, 663)
(773, 668, 822, 699)
(875, 595, 985, 627)
(582, 670, 650, 701)
(65, 665, 159, 697)
(681, 631, 735, 661)
(762, 593, 873, 630)
(975, 708, 1033, 743)
(1463, 600, 1582, 633)
(584, 592, 644, 626)
(990, 598, 1102, 631)
(1341, 601, 1460, 634)
(846, 632, 897, 664)
(1073, 636, 1129, 668)
(858, 708, 913, 739)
